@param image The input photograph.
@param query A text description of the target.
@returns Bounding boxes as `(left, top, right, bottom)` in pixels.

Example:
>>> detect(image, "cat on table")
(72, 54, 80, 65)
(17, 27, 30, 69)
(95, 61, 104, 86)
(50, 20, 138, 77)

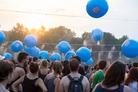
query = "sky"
(0, 0, 138, 40)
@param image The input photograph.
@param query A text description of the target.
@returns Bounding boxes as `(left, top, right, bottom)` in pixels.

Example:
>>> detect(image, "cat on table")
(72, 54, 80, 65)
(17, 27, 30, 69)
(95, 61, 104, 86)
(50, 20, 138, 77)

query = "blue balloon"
(11, 40, 23, 52)
(4, 53, 12, 60)
(122, 39, 138, 58)
(38, 51, 49, 59)
(24, 46, 40, 57)
(65, 51, 76, 60)
(57, 41, 71, 53)
(29, 47, 40, 57)
(51, 53, 61, 62)
(24, 46, 30, 53)
(85, 58, 93, 65)
(0, 31, 5, 42)
(86, 0, 109, 18)
(24, 34, 37, 47)
(90, 28, 103, 42)
(76, 47, 91, 62)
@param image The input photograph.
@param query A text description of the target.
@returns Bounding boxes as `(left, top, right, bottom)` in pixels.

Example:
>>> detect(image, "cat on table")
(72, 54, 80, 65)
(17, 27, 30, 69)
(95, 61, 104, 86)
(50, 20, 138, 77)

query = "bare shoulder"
(61, 76, 68, 81)
(45, 73, 52, 78)
(60, 76, 70, 85)
(15, 67, 24, 72)
(124, 85, 131, 92)
(13, 67, 25, 78)
(54, 77, 60, 83)
(36, 78, 43, 85)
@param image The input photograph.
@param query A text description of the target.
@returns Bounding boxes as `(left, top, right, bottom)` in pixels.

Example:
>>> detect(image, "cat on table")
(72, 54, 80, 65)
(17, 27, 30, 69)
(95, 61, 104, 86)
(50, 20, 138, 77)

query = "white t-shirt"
(128, 82, 138, 92)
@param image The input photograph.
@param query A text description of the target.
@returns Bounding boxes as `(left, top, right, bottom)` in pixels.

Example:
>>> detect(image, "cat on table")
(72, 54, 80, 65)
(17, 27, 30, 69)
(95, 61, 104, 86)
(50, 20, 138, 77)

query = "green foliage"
(7, 23, 29, 41)
(118, 35, 128, 44)
(103, 32, 118, 44)
(70, 37, 83, 44)
(2, 23, 131, 62)
(81, 32, 90, 40)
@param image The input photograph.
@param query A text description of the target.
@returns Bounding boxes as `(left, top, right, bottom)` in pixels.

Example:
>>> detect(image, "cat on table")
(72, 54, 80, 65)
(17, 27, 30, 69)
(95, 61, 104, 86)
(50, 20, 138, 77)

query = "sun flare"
(21, 14, 52, 30)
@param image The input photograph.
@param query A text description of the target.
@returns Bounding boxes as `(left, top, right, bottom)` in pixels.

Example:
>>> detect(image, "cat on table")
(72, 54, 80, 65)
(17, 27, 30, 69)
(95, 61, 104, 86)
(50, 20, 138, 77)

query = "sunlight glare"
(21, 14, 53, 30)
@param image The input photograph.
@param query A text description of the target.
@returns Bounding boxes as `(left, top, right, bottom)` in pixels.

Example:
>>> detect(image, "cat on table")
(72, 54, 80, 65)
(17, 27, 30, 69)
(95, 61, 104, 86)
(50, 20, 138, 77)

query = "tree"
(46, 26, 76, 43)
(82, 32, 90, 40)
(37, 25, 47, 43)
(3, 23, 131, 62)
(8, 23, 29, 41)
(118, 35, 128, 44)
(70, 37, 83, 44)
(103, 32, 118, 44)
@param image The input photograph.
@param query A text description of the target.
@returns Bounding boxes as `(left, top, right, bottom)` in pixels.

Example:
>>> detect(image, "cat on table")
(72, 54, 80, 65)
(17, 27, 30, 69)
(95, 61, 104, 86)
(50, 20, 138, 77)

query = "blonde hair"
(40, 60, 48, 68)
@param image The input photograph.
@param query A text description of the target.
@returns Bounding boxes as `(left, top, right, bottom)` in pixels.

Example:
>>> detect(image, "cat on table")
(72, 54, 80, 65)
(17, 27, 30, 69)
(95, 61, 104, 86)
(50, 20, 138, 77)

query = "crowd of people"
(0, 51, 138, 92)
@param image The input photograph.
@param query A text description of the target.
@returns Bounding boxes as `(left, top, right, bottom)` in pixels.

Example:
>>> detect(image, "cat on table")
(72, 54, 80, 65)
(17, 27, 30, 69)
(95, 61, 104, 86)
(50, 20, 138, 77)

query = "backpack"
(67, 75, 84, 92)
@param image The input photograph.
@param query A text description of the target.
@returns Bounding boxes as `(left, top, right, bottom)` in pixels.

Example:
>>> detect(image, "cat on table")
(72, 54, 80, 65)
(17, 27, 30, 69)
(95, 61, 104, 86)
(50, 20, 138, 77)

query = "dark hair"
(28, 56, 33, 64)
(39, 56, 42, 59)
(33, 57, 38, 62)
(64, 60, 69, 66)
(92, 64, 99, 71)
(29, 62, 39, 74)
(98, 60, 107, 69)
(128, 64, 132, 70)
(69, 59, 79, 72)
(124, 67, 138, 85)
(0, 60, 14, 82)
(133, 62, 138, 67)
(84, 65, 89, 72)
(47, 60, 50, 63)
(71, 56, 81, 63)
(17, 51, 29, 63)
(52, 61, 62, 75)
(10, 59, 16, 64)
(102, 61, 126, 88)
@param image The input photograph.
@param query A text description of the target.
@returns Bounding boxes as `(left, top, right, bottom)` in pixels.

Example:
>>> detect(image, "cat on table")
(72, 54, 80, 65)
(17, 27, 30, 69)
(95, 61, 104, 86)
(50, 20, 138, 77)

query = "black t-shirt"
(22, 76, 39, 92)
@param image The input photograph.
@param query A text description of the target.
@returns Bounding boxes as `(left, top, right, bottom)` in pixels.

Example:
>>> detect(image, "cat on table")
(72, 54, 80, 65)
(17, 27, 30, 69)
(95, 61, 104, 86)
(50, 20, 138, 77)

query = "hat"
(0, 55, 5, 60)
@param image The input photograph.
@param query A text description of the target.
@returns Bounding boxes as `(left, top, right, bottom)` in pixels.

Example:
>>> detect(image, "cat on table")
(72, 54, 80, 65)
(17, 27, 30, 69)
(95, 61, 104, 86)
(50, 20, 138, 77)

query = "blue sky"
(0, 0, 138, 40)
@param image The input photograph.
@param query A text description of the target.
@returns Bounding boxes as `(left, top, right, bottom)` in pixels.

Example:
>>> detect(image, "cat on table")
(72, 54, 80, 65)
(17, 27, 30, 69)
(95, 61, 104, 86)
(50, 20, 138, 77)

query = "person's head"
(69, 59, 79, 72)
(33, 57, 39, 62)
(40, 59, 48, 68)
(61, 61, 64, 66)
(52, 61, 62, 75)
(132, 62, 138, 67)
(29, 62, 39, 74)
(124, 67, 138, 85)
(63, 60, 69, 66)
(128, 64, 132, 70)
(84, 65, 89, 72)
(0, 60, 14, 84)
(102, 61, 126, 88)
(17, 51, 29, 63)
(92, 64, 99, 71)
(98, 60, 107, 70)
(28, 56, 33, 65)
(10, 58, 16, 65)
(71, 56, 81, 64)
